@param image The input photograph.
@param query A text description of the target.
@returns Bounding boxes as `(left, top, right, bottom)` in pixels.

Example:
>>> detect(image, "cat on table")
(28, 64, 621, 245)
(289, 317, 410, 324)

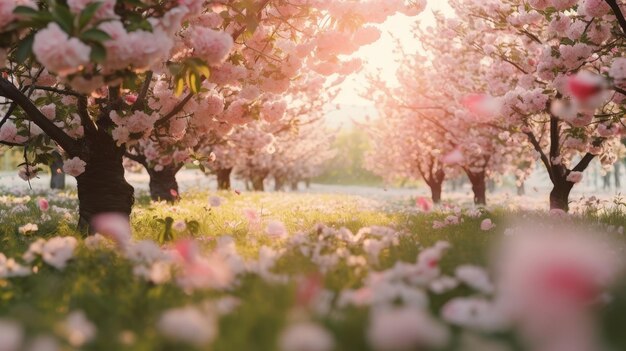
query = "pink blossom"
(260, 100, 287, 123)
(566, 171, 583, 183)
(0, 0, 36, 29)
(187, 27, 234, 66)
(266, 220, 288, 239)
(38, 198, 49, 212)
(91, 212, 131, 247)
(62, 157, 87, 177)
(566, 72, 605, 103)
(416, 196, 433, 212)
(173, 239, 233, 290)
(67, 0, 116, 18)
(367, 306, 449, 350)
(581, 0, 611, 17)
(442, 149, 464, 165)
(33, 23, 91, 77)
(40, 104, 56, 120)
(480, 218, 495, 231)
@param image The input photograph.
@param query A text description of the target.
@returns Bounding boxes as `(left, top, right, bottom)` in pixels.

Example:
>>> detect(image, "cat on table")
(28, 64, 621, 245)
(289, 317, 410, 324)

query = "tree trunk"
(50, 151, 65, 190)
(290, 181, 299, 191)
(148, 165, 180, 202)
(615, 163, 621, 189)
(517, 182, 525, 196)
(76, 134, 134, 235)
(251, 174, 266, 191)
(274, 176, 285, 192)
(549, 182, 574, 212)
(216, 168, 232, 190)
(466, 171, 487, 206)
(430, 181, 442, 204)
(305, 178, 311, 188)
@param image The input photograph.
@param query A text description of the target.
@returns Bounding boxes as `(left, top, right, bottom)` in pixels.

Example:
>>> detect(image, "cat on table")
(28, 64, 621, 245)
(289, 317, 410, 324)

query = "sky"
(326, 1, 454, 128)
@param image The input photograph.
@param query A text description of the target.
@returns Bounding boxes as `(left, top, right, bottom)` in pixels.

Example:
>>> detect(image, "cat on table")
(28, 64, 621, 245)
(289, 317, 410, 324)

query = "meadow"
(2, 188, 626, 351)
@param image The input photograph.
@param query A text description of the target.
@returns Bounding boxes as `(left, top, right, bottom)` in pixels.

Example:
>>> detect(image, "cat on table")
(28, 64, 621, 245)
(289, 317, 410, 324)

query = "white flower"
(62, 157, 86, 177)
(441, 297, 509, 332)
(157, 305, 217, 346)
(62, 311, 97, 347)
(18, 223, 38, 235)
(25, 335, 60, 351)
(279, 322, 335, 351)
(172, 220, 187, 232)
(41, 237, 78, 270)
(367, 306, 449, 351)
(455, 265, 494, 294)
(0, 319, 23, 351)
(0, 253, 31, 278)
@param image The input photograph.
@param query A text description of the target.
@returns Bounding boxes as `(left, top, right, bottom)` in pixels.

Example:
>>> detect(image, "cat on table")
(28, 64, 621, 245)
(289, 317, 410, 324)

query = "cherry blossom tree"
(366, 26, 535, 206)
(364, 115, 453, 204)
(441, 0, 626, 211)
(0, 0, 426, 232)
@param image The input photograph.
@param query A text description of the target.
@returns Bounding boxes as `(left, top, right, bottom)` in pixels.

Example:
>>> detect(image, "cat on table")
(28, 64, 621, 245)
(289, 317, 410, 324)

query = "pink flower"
(581, 0, 610, 17)
(442, 149, 464, 165)
(266, 220, 288, 239)
(260, 100, 287, 123)
(91, 212, 131, 248)
(461, 94, 502, 120)
(208, 196, 221, 207)
(367, 306, 449, 350)
(243, 208, 260, 223)
(480, 218, 495, 231)
(416, 196, 433, 212)
(124, 94, 138, 105)
(566, 72, 605, 103)
(172, 239, 233, 291)
(67, 0, 116, 18)
(40, 104, 56, 120)
(38, 198, 49, 212)
(566, 171, 583, 184)
(33, 23, 91, 77)
(62, 157, 86, 177)
(187, 27, 233, 66)
(495, 227, 620, 350)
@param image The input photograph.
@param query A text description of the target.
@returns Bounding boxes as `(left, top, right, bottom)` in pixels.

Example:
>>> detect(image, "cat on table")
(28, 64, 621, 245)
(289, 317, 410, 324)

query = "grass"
(1, 188, 625, 350)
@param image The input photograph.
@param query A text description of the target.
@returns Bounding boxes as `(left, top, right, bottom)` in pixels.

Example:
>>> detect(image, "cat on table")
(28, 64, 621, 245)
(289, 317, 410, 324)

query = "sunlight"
(329, 1, 455, 127)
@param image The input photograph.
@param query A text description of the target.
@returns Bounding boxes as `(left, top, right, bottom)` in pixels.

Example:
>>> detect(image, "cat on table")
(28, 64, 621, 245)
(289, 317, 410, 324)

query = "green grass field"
(1, 189, 626, 351)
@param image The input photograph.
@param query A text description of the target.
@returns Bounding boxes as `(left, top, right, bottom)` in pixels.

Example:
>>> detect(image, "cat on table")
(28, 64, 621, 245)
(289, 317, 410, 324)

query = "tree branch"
(131, 71, 153, 111)
(124, 151, 147, 166)
(605, 0, 626, 35)
(524, 131, 554, 182)
(154, 93, 194, 128)
(0, 77, 79, 155)
(77, 95, 97, 137)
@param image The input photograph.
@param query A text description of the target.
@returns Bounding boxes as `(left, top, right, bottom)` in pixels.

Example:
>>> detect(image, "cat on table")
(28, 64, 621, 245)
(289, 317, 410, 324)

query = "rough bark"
(549, 182, 574, 212)
(517, 182, 526, 196)
(466, 171, 487, 206)
(148, 165, 181, 202)
(274, 176, 285, 192)
(76, 132, 134, 234)
(217, 168, 232, 190)
(430, 181, 442, 204)
(49, 152, 65, 190)
(251, 174, 267, 192)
